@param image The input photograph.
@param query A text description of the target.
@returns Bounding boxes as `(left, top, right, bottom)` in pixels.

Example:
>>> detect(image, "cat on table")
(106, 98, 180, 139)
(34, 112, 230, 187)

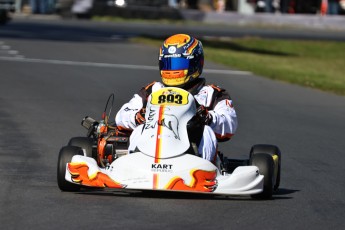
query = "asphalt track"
(0, 19, 345, 230)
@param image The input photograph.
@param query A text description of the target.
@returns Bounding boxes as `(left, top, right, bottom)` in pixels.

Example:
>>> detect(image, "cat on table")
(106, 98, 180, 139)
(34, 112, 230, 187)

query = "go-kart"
(57, 87, 281, 199)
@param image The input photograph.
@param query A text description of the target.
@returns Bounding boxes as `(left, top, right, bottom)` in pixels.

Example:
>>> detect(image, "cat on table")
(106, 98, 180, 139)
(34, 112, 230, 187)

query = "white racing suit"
(115, 78, 238, 162)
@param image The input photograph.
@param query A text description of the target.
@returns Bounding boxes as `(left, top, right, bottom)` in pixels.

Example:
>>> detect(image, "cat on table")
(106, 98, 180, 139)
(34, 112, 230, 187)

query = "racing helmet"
(159, 34, 204, 87)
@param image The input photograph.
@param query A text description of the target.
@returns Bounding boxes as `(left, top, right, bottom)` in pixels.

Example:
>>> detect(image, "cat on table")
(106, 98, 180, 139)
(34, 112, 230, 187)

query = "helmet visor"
(160, 57, 190, 71)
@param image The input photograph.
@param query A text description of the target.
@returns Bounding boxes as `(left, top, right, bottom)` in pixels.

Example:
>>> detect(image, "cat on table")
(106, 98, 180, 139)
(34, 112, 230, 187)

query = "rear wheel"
(68, 137, 94, 158)
(250, 153, 274, 199)
(250, 144, 281, 191)
(57, 146, 83, 192)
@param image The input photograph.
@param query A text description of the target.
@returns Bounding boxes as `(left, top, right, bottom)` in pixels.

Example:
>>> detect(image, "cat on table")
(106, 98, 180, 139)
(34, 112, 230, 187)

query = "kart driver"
(115, 34, 238, 163)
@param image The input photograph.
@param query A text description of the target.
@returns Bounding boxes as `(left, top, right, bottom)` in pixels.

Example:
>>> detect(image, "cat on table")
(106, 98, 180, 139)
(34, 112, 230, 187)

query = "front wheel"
(57, 146, 83, 192)
(68, 137, 94, 158)
(250, 144, 281, 191)
(250, 153, 274, 199)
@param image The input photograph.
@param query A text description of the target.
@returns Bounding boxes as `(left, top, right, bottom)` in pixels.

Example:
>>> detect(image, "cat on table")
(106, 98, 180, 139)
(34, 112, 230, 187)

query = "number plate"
(151, 88, 189, 105)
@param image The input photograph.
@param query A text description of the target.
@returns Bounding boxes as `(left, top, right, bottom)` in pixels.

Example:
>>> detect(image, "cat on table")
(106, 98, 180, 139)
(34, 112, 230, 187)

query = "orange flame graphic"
(67, 162, 124, 188)
(165, 169, 217, 192)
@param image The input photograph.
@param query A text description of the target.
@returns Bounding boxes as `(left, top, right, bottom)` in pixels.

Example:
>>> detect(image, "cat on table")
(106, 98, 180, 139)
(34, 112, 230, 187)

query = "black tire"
(250, 153, 274, 199)
(57, 146, 83, 192)
(68, 137, 94, 158)
(250, 144, 281, 191)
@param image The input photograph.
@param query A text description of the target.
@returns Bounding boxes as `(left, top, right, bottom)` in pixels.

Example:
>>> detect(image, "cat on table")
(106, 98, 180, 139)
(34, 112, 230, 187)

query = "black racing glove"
(135, 108, 146, 125)
(196, 105, 212, 125)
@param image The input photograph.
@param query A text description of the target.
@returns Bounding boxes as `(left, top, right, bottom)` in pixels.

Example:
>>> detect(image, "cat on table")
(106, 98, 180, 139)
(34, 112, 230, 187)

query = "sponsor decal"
(168, 46, 176, 54)
(164, 54, 181, 58)
(151, 163, 173, 173)
(67, 162, 124, 188)
(124, 107, 137, 112)
(145, 107, 156, 123)
(144, 107, 180, 140)
(164, 169, 218, 192)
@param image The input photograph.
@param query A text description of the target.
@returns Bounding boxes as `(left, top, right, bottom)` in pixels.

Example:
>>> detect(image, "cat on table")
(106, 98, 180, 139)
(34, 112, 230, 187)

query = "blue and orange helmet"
(159, 34, 204, 87)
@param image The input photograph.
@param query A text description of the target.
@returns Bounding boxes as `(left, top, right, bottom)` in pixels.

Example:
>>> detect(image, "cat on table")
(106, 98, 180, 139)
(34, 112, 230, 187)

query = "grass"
(132, 36, 345, 96)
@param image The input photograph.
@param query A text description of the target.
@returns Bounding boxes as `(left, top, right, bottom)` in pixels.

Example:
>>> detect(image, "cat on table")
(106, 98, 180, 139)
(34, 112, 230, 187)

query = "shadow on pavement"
(73, 187, 299, 201)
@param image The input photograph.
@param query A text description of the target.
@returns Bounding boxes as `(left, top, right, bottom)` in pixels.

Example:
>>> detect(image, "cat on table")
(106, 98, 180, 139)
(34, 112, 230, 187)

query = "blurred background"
(1, 0, 344, 23)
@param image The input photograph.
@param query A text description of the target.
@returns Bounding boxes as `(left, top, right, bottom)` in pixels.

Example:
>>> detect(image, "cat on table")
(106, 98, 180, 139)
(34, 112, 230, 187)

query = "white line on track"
(0, 56, 252, 75)
(1, 45, 11, 50)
